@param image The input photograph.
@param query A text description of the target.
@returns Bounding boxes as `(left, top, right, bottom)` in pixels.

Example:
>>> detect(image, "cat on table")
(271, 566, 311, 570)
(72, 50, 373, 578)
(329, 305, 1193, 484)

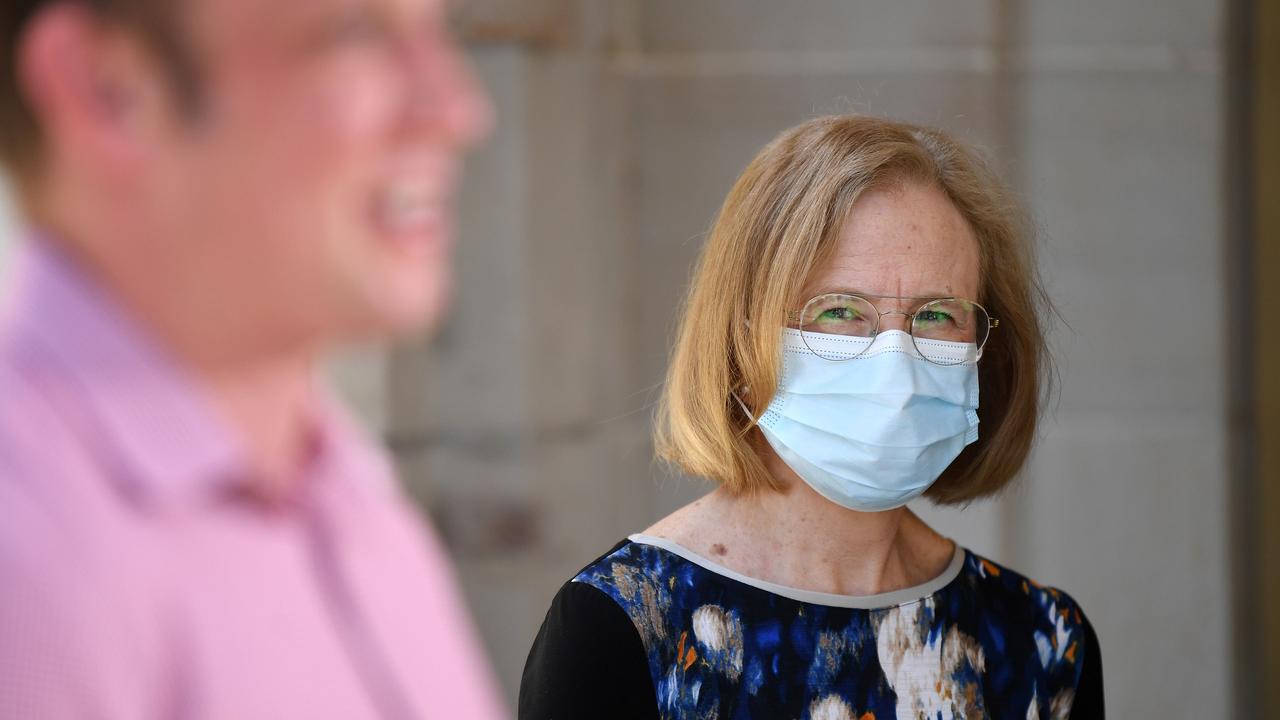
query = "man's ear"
(17, 4, 171, 173)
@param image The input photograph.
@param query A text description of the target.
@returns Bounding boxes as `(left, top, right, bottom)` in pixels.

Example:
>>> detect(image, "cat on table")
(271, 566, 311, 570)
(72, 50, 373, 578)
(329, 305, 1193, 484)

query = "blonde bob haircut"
(655, 114, 1051, 505)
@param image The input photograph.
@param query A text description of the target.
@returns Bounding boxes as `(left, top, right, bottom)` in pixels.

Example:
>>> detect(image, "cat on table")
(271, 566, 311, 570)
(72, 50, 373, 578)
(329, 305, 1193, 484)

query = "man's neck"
(40, 223, 327, 494)
(203, 353, 319, 496)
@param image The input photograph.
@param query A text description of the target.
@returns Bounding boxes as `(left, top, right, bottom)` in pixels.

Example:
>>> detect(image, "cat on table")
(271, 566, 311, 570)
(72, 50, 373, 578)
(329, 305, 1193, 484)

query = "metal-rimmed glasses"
(787, 293, 999, 366)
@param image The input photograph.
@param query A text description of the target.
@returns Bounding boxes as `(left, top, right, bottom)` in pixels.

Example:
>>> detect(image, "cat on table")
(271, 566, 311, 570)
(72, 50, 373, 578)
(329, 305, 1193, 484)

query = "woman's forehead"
(802, 183, 981, 300)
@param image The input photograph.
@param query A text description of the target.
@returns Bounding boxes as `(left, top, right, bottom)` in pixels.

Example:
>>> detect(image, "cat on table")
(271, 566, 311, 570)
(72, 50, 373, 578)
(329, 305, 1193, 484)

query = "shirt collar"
(4, 236, 255, 506)
(306, 388, 398, 499)
(3, 235, 399, 510)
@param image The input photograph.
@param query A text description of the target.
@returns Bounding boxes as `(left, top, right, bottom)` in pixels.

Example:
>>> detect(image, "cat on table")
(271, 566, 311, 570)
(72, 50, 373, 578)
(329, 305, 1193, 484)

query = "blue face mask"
(751, 329, 980, 512)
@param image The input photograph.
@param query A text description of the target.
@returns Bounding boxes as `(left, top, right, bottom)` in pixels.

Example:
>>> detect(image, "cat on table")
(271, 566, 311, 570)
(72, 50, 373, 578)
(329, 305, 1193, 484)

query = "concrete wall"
(0, 178, 16, 288)
(1011, 2, 1229, 714)
(0, 1, 1233, 715)
(425, 1, 1232, 715)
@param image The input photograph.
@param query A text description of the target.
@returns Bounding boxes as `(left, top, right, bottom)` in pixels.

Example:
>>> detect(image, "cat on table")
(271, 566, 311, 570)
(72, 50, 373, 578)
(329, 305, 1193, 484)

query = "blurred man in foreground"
(0, 0, 502, 717)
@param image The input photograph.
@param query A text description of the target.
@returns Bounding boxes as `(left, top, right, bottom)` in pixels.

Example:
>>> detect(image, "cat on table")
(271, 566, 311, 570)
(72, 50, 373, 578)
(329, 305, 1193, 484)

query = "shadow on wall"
(0, 179, 17, 284)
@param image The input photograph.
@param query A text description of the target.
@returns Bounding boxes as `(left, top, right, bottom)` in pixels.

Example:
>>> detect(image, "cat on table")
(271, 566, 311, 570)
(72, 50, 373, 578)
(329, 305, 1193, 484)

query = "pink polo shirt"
(0, 239, 507, 719)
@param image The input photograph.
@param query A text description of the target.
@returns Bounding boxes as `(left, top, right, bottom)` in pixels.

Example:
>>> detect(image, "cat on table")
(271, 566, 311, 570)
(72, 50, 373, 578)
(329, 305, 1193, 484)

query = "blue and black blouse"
(520, 535, 1102, 719)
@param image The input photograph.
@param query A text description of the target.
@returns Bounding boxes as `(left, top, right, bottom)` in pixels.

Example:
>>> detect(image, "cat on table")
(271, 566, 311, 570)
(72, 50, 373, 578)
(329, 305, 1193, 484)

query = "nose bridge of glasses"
(877, 308, 913, 332)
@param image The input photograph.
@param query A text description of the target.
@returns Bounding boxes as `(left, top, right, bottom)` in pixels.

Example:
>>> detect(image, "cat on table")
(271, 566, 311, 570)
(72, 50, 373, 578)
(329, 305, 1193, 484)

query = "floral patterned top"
(520, 535, 1102, 720)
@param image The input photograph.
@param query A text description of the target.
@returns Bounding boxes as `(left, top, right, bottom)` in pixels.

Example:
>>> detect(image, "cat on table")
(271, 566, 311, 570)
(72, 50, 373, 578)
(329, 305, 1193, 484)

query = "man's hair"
(1, 0, 196, 182)
(655, 114, 1054, 504)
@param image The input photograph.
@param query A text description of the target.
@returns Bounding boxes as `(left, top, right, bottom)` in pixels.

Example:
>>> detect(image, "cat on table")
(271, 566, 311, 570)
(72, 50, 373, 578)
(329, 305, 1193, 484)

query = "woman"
(519, 115, 1103, 719)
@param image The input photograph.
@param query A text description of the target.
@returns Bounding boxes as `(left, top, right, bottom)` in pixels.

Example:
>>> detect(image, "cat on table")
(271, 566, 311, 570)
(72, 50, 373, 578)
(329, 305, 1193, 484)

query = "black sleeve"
(518, 580, 659, 720)
(1069, 610, 1105, 719)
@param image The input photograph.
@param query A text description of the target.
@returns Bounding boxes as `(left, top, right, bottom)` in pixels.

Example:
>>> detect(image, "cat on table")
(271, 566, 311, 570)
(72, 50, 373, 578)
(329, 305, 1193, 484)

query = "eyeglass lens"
(797, 293, 990, 365)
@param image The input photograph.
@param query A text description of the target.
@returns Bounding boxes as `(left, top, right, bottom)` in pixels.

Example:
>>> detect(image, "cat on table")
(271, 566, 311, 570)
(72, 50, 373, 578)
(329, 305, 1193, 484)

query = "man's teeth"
(379, 183, 442, 231)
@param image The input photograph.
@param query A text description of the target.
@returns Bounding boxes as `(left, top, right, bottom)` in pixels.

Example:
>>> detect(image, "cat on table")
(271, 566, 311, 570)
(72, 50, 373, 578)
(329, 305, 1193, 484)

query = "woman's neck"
(646, 455, 954, 597)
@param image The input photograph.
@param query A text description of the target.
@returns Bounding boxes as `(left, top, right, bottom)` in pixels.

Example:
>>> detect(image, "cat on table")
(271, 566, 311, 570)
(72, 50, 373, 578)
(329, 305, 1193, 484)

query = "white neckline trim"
(626, 533, 967, 610)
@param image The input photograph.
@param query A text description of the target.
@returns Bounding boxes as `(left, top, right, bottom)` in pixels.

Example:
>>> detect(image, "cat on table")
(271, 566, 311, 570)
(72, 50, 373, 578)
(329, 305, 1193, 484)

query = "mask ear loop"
(731, 390, 759, 427)
(733, 317, 760, 427)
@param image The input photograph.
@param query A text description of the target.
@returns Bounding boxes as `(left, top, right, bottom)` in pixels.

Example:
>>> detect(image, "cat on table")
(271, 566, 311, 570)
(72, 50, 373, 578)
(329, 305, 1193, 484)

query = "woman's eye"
(917, 310, 954, 326)
(818, 307, 859, 322)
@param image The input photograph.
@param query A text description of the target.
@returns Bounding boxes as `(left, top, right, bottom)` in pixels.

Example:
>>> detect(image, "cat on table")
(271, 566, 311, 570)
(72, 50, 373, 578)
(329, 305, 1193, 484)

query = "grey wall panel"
(1013, 65, 1229, 716)
(438, 5, 1237, 714)
(638, 0, 992, 53)
(0, 179, 18, 291)
(1024, 0, 1220, 49)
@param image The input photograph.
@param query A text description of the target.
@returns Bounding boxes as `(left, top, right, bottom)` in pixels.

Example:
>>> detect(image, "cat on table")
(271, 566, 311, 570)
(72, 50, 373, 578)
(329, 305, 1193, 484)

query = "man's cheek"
(304, 74, 402, 140)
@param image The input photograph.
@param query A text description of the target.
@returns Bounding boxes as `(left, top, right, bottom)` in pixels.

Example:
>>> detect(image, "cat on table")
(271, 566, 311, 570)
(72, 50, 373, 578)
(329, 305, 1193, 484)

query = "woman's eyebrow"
(807, 286, 956, 299)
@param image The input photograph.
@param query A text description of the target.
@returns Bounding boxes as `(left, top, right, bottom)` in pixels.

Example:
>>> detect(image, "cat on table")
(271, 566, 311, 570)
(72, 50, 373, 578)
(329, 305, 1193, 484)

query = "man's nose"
(402, 32, 494, 148)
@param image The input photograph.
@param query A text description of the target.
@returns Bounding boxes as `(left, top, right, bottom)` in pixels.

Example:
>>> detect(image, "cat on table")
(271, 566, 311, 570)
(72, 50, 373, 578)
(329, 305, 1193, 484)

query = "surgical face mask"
(748, 328, 980, 512)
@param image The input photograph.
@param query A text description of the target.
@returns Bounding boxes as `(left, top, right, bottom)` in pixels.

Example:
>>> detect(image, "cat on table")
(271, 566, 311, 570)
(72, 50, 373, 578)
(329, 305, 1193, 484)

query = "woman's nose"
(878, 311, 912, 333)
